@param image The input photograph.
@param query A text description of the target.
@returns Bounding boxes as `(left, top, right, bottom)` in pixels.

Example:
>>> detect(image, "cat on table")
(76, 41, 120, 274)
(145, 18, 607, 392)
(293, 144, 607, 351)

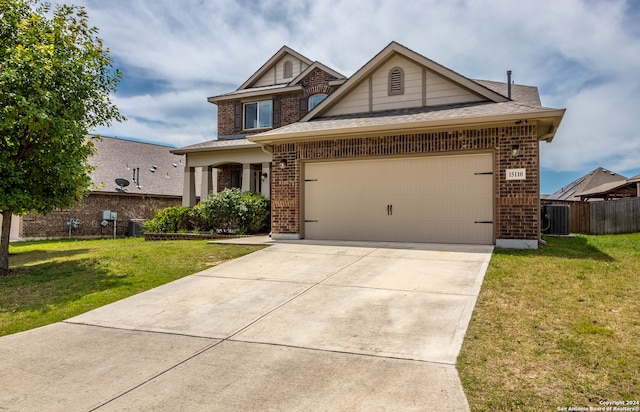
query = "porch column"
(200, 166, 213, 201)
(183, 166, 197, 207)
(261, 161, 271, 198)
(241, 163, 251, 192)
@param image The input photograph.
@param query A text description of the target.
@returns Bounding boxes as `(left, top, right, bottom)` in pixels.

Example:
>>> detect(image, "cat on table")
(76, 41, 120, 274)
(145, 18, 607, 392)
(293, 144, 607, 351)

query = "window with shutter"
(272, 96, 281, 128)
(299, 97, 308, 119)
(233, 101, 242, 131)
(388, 67, 404, 96)
(243, 100, 273, 130)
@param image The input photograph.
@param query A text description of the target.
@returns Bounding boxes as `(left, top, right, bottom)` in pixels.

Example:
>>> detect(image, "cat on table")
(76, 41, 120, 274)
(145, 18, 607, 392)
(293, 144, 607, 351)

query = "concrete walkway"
(0, 240, 492, 411)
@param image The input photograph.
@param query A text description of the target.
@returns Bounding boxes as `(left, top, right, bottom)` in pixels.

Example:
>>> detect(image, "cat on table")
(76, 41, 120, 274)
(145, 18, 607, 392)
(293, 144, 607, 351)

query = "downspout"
(260, 144, 273, 155)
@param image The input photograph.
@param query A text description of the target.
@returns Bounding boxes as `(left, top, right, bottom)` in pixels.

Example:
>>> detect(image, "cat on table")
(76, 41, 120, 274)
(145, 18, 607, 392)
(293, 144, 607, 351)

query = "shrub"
(190, 202, 211, 232)
(240, 191, 270, 234)
(144, 205, 192, 233)
(145, 189, 270, 235)
(199, 188, 270, 234)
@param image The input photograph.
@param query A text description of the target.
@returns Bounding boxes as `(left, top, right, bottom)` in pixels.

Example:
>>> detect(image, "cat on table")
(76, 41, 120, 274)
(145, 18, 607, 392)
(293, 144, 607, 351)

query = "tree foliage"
(0, 0, 124, 274)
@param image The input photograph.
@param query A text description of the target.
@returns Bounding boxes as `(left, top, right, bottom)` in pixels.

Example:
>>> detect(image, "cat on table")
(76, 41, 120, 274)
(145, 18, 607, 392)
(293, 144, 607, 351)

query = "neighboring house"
(545, 167, 629, 202)
(10, 136, 199, 239)
(577, 172, 640, 201)
(175, 41, 566, 249)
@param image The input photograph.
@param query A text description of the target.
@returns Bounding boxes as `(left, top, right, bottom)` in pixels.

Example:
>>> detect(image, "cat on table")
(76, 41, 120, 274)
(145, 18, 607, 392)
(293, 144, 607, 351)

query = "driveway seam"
(222, 247, 380, 341)
(86, 247, 381, 410)
(89, 338, 223, 411)
(315, 282, 479, 297)
(225, 338, 458, 366)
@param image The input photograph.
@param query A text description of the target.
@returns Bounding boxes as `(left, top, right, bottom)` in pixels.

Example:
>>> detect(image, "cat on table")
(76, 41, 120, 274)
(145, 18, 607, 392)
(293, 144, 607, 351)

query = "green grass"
(0, 238, 265, 336)
(458, 233, 640, 411)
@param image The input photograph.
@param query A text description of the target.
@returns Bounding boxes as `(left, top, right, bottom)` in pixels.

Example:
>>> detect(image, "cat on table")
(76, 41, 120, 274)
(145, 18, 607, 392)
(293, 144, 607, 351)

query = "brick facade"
(217, 101, 236, 136)
(216, 164, 243, 190)
(20, 193, 180, 239)
(271, 124, 540, 242)
(217, 68, 340, 137)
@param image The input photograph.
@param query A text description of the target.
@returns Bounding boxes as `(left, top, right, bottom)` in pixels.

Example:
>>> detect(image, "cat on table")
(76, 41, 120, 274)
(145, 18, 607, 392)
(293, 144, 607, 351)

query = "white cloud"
(75, 0, 640, 178)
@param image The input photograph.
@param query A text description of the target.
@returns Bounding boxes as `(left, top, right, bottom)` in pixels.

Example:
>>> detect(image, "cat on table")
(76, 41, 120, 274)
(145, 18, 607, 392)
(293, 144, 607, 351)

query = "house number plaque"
(506, 168, 526, 180)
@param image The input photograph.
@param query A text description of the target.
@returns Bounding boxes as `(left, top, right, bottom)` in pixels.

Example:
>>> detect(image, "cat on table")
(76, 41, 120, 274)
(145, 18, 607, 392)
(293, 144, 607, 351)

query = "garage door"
(303, 153, 494, 244)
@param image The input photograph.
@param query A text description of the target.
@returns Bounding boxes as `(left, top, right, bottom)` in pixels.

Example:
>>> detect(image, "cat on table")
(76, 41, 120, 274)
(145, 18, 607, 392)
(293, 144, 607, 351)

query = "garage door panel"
(304, 154, 493, 244)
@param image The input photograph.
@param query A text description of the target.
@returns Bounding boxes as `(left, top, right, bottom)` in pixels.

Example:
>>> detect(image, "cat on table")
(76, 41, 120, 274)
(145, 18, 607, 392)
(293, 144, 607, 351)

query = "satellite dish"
(115, 178, 130, 191)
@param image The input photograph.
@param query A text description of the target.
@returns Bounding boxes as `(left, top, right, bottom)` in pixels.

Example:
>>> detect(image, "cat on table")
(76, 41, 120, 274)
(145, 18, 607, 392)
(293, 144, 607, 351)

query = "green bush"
(190, 202, 211, 232)
(199, 188, 270, 234)
(240, 191, 270, 234)
(144, 205, 192, 233)
(145, 189, 270, 235)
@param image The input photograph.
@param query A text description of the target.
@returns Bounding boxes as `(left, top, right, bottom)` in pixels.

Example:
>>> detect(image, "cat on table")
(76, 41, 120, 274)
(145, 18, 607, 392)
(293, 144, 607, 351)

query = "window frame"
(308, 93, 328, 111)
(244, 100, 273, 130)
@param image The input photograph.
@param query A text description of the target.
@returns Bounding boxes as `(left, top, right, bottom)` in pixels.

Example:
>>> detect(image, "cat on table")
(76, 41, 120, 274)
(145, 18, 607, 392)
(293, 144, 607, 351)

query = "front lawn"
(0, 238, 265, 336)
(458, 233, 640, 410)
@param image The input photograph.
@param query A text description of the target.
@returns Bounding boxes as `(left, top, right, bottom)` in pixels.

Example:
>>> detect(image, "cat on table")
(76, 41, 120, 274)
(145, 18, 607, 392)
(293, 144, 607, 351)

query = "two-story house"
(172, 46, 346, 204)
(174, 42, 565, 248)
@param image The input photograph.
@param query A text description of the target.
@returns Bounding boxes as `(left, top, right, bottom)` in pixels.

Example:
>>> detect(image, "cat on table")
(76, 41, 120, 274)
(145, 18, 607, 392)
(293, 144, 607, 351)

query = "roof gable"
(304, 41, 509, 121)
(546, 167, 628, 201)
(289, 61, 346, 86)
(238, 46, 313, 90)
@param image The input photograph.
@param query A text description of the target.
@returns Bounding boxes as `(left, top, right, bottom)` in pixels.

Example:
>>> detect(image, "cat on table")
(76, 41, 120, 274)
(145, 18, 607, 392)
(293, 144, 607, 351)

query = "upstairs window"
(244, 100, 272, 129)
(283, 60, 293, 78)
(388, 66, 404, 95)
(308, 93, 327, 110)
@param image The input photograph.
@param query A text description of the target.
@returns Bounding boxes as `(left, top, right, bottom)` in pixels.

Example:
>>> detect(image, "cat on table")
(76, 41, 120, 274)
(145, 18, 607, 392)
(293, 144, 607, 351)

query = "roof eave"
(249, 109, 566, 145)
(537, 108, 566, 143)
(171, 142, 259, 155)
(208, 85, 303, 104)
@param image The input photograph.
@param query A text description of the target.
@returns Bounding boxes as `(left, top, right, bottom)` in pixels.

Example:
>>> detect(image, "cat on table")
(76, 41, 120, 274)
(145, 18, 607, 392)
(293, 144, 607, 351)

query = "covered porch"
(171, 138, 272, 207)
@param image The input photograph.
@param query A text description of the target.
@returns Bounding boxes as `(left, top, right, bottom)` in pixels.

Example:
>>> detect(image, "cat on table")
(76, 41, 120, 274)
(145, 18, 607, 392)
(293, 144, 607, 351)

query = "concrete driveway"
(0, 240, 492, 411)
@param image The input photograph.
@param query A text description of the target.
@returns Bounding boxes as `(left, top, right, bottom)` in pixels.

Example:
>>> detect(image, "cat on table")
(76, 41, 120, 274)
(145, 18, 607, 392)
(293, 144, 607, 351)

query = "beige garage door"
(303, 153, 494, 244)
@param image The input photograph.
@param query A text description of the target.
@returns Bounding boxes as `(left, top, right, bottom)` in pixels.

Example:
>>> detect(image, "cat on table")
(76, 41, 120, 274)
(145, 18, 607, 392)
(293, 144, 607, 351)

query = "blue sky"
(74, 0, 640, 194)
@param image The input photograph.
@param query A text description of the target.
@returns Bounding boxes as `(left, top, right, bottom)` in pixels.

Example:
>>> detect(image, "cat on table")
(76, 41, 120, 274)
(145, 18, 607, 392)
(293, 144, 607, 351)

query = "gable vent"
(388, 67, 404, 96)
(283, 60, 293, 78)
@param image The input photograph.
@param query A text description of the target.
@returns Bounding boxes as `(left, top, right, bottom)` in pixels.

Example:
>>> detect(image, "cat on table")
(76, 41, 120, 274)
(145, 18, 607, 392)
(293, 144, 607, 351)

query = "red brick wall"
(216, 68, 340, 136)
(217, 164, 243, 190)
(270, 124, 540, 242)
(20, 193, 180, 239)
(217, 101, 236, 136)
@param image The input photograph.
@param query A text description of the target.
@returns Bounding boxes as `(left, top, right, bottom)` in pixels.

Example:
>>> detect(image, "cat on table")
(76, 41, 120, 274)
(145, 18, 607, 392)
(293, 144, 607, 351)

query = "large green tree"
(0, 0, 124, 274)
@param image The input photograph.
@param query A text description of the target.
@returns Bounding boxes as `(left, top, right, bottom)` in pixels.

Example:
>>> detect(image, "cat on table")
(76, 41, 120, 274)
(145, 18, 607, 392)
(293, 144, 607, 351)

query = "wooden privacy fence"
(589, 197, 640, 234)
(544, 198, 640, 234)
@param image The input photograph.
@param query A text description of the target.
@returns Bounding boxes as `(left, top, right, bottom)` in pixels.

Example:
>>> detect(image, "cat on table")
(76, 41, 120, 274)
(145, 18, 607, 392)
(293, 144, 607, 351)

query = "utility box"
(102, 210, 118, 220)
(543, 205, 570, 235)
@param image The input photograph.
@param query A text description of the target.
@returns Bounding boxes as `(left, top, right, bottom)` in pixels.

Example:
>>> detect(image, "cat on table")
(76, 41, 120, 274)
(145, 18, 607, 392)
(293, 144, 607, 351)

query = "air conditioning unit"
(127, 220, 145, 237)
(542, 205, 570, 235)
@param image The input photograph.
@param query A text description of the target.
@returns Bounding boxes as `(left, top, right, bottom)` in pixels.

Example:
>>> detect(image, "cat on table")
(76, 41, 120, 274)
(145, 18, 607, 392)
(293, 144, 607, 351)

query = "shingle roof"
(90, 136, 198, 196)
(253, 98, 561, 140)
(546, 167, 628, 201)
(475, 80, 541, 106)
(171, 137, 258, 154)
